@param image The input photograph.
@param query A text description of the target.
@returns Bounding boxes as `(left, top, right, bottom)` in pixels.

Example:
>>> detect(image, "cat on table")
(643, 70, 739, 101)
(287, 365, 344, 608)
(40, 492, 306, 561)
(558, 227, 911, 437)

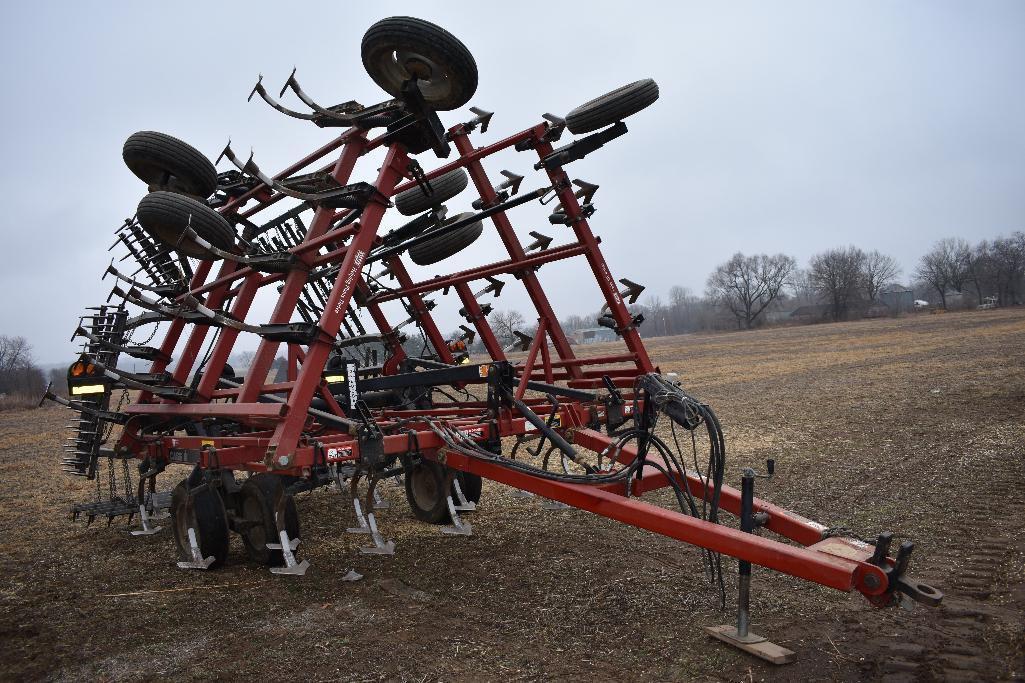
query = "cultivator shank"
(45, 16, 939, 648)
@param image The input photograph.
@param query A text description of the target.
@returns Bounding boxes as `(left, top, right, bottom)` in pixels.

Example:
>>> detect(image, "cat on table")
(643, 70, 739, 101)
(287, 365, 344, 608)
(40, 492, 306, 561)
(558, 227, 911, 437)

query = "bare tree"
(861, 251, 901, 302)
(0, 336, 45, 399)
(706, 252, 796, 329)
(489, 309, 525, 346)
(915, 238, 972, 309)
(989, 232, 1025, 305)
(787, 268, 817, 307)
(809, 246, 867, 321)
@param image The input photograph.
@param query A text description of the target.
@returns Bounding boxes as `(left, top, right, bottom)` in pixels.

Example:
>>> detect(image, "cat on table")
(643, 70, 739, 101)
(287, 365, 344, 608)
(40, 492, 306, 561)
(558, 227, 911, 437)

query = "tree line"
(478, 232, 1023, 346)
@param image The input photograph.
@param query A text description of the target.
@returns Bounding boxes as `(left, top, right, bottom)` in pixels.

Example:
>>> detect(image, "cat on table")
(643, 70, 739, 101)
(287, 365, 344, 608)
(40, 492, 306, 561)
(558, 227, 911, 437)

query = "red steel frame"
(113, 115, 898, 603)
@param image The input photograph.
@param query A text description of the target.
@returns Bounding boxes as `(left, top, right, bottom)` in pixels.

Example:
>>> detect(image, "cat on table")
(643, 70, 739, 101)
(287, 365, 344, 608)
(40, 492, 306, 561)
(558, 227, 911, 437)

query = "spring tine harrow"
(44, 17, 943, 647)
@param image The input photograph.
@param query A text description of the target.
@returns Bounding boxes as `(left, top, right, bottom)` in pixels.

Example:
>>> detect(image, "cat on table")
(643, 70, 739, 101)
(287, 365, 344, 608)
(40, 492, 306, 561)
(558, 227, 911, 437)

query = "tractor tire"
(408, 212, 483, 266)
(565, 79, 660, 135)
(404, 460, 451, 524)
(137, 191, 236, 260)
(394, 168, 468, 216)
(453, 471, 482, 505)
(123, 131, 218, 198)
(170, 480, 230, 569)
(362, 17, 477, 111)
(237, 473, 301, 566)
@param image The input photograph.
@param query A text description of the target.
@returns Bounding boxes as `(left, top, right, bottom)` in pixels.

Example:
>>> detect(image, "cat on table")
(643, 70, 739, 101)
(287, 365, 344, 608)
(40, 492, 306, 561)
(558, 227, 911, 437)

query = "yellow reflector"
(71, 384, 106, 395)
(324, 375, 346, 383)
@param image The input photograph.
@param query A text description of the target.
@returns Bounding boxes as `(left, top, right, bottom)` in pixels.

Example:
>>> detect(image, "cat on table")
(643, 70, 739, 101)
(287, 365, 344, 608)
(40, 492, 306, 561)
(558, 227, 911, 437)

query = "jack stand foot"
(359, 513, 395, 555)
(341, 569, 363, 582)
(372, 487, 390, 509)
(176, 527, 214, 569)
(268, 516, 309, 576)
(346, 498, 372, 534)
(510, 489, 534, 499)
(452, 478, 476, 512)
(541, 499, 570, 510)
(704, 625, 795, 665)
(130, 504, 163, 536)
(441, 496, 473, 536)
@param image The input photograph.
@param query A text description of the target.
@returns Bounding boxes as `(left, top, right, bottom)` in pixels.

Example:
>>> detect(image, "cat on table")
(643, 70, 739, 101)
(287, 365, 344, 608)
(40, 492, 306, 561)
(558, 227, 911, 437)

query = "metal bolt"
(863, 573, 881, 590)
(278, 454, 291, 466)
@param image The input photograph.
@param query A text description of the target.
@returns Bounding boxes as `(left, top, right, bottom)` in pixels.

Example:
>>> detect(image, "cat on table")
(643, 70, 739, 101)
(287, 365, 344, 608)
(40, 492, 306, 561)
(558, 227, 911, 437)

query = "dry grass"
(1, 308, 1023, 682)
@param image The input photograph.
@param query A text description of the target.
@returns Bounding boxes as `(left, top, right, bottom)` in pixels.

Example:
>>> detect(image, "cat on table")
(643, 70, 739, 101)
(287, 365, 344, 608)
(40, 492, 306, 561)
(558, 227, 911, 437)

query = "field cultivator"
(44, 15, 940, 656)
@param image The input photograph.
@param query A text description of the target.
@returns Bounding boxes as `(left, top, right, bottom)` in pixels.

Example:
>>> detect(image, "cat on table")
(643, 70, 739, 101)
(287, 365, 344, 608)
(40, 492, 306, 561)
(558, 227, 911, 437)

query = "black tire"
(565, 79, 660, 135)
(453, 471, 482, 505)
(171, 480, 230, 569)
(123, 131, 218, 198)
(137, 191, 236, 260)
(362, 17, 477, 111)
(408, 212, 483, 266)
(238, 473, 301, 566)
(405, 460, 451, 524)
(394, 168, 468, 216)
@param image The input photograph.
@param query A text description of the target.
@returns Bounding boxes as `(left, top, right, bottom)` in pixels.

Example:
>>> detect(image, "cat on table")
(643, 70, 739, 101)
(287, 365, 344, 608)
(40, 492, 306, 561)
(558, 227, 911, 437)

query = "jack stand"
(268, 523, 310, 576)
(441, 495, 473, 535)
(130, 504, 163, 536)
(391, 474, 403, 487)
(359, 513, 396, 555)
(510, 489, 534, 499)
(541, 498, 570, 510)
(372, 487, 390, 509)
(452, 478, 476, 512)
(346, 498, 372, 534)
(176, 527, 214, 569)
(706, 463, 795, 665)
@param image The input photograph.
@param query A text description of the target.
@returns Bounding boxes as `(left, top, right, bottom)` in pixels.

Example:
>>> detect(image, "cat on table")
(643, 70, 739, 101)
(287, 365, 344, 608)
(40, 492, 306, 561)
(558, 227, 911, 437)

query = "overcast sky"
(2, 1, 1022, 364)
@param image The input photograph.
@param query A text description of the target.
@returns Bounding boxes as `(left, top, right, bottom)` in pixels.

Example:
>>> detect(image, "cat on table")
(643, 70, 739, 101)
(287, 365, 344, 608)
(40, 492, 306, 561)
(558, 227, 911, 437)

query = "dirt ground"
(1, 309, 1023, 682)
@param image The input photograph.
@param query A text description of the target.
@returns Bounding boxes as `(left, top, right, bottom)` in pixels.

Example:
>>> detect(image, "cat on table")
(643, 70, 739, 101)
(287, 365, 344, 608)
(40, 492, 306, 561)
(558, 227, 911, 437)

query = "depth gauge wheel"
(565, 79, 660, 135)
(408, 212, 483, 266)
(237, 473, 301, 566)
(136, 191, 236, 260)
(361, 17, 478, 111)
(394, 168, 469, 216)
(404, 460, 451, 524)
(170, 479, 230, 569)
(123, 131, 218, 198)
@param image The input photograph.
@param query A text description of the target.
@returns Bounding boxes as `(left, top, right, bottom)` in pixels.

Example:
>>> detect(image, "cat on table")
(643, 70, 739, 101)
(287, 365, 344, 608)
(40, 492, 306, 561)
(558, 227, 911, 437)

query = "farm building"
(879, 289, 915, 314)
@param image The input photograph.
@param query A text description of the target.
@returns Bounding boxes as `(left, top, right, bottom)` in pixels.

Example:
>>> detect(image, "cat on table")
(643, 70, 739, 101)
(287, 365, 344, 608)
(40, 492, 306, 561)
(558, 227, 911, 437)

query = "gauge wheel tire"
(362, 16, 477, 111)
(137, 191, 236, 260)
(408, 212, 483, 266)
(405, 460, 451, 524)
(394, 168, 468, 216)
(123, 131, 218, 198)
(171, 480, 230, 569)
(565, 79, 660, 135)
(453, 471, 482, 505)
(238, 473, 301, 566)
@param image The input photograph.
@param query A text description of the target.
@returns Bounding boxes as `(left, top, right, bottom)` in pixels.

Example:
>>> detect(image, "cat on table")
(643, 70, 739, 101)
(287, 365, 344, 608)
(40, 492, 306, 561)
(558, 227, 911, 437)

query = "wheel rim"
(370, 48, 458, 105)
(241, 495, 267, 549)
(410, 465, 441, 510)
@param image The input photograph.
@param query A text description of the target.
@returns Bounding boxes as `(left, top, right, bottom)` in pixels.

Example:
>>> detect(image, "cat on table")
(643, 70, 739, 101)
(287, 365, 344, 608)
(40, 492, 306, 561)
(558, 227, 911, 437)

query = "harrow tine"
(247, 73, 319, 120)
(441, 495, 473, 535)
(219, 142, 322, 203)
(283, 69, 364, 122)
